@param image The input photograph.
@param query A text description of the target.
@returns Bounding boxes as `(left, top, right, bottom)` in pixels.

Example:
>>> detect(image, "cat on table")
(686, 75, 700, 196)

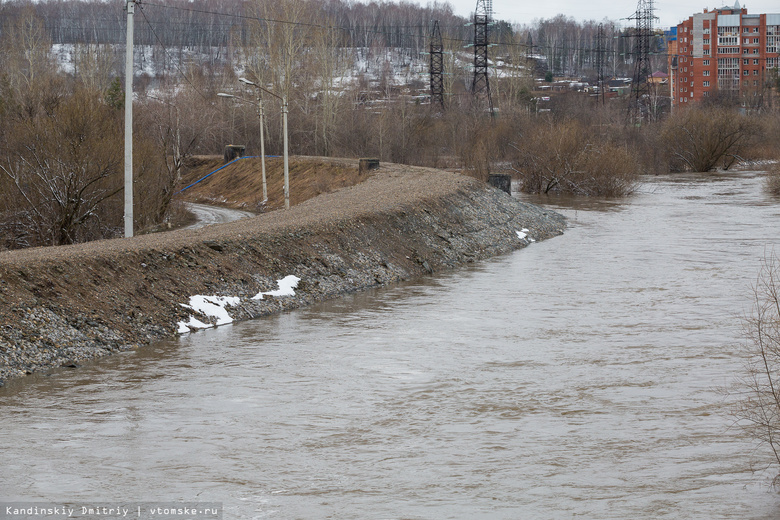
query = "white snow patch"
(176, 295, 240, 333)
(252, 275, 301, 300)
(177, 316, 212, 333)
(188, 295, 241, 325)
(516, 229, 536, 243)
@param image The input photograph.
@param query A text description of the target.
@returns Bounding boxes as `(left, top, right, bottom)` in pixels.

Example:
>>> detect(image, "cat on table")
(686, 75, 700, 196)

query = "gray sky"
(446, 0, 780, 31)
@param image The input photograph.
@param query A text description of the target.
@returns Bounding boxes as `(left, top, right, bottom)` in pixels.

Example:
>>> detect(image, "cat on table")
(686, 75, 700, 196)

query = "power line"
(137, 5, 210, 101)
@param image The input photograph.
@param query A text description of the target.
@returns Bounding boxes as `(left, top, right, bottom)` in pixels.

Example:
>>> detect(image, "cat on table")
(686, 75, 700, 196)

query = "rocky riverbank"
(0, 164, 565, 386)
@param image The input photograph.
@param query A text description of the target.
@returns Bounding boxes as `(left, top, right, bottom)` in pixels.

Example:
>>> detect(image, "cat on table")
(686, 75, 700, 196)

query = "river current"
(3, 171, 780, 519)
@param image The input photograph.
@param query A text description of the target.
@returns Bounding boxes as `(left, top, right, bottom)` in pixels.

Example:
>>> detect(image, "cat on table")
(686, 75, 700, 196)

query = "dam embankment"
(0, 164, 565, 385)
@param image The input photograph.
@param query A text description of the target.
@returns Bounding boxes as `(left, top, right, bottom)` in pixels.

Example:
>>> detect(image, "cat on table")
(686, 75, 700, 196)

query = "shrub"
(511, 120, 639, 196)
(660, 106, 759, 172)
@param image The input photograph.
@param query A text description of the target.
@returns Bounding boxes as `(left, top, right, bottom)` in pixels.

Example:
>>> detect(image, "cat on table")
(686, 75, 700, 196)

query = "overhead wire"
(137, 4, 211, 101)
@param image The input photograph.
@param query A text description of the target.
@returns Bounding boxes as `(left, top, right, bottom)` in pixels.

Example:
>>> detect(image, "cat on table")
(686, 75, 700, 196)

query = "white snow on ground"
(177, 295, 240, 333)
(252, 275, 301, 300)
(516, 229, 536, 243)
(186, 295, 241, 325)
(177, 316, 212, 333)
(176, 276, 300, 334)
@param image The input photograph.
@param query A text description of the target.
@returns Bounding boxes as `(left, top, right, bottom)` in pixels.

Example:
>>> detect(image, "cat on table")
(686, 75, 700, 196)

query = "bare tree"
(661, 106, 759, 172)
(734, 254, 780, 481)
(0, 88, 124, 245)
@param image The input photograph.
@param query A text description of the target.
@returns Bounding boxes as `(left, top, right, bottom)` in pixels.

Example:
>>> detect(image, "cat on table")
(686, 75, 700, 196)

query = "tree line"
(1, 0, 778, 251)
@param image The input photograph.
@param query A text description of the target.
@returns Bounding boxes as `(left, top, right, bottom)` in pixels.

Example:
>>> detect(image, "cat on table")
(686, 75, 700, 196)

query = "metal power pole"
(471, 0, 494, 115)
(430, 20, 445, 110)
(628, 0, 655, 124)
(124, 0, 135, 237)
(596, 23, 606, 105)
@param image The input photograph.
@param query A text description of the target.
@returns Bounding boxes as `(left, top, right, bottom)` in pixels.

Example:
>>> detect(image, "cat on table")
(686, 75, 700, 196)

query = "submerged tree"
(660, 106, 759, 172)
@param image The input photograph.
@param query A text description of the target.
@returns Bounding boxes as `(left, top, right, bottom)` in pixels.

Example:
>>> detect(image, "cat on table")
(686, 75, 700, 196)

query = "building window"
(753, 49, 759, 54)
(704, 49, 710, 55)
(754, 80, 759, 86)
(754, 28, 759, 33)
(703, 70, 710, 76)
(704, 28, 710, 34)
(754, 70, 759, 75)
(743, 38, 750, 44)
(754, 59, 759, 64)
(704, 91, 710, 96)
(753, 38, 759, 43)
(744, 69, 749, 76)
(703, 59, 710, 65)
(743, 48, 749, 54)
(704, 39, 710, 45)
(703, 81, 710, 86)
(743, 59, 750, 65)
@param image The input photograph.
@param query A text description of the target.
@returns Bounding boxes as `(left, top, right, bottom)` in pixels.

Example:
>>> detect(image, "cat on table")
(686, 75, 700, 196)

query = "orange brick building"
(670, 3, 779, 107)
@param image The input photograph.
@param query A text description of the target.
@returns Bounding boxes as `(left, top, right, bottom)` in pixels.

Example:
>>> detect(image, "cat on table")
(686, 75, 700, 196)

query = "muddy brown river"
(3, 171, 780, 519)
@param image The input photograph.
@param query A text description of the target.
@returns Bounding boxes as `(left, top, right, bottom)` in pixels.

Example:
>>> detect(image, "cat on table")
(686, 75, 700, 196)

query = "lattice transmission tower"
(430, 20, 445, 110)
(471, 0, 494, 114)
(596, 23, 606, 105)
(628, 0, 655, 123)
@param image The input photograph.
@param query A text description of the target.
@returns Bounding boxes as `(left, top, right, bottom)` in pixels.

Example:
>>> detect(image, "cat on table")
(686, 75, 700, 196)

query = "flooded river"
(3, 172, 780, 519)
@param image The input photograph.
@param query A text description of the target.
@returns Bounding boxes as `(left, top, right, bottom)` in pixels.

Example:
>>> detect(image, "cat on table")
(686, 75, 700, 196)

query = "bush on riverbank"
(510, 119, 640, 197)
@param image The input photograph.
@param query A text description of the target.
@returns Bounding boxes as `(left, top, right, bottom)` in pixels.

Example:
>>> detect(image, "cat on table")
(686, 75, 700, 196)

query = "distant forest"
(0, 0, 657, 79)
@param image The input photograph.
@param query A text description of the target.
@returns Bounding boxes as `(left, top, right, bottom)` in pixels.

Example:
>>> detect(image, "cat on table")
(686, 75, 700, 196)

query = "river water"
(3, 171, 780, 519)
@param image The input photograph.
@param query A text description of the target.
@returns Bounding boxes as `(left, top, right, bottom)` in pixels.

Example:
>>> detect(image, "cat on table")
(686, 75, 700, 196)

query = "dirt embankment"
(0, 164, 565, 386)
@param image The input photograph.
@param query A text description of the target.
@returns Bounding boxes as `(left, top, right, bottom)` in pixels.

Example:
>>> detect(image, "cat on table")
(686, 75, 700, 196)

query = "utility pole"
(239, 78, 289, 209)
(124, 0, 136, 238)
(471, 0, 494, 115)
(217, 92, 268, 203)
(430, 20, 445, 110)
(258, 101, 267, 202)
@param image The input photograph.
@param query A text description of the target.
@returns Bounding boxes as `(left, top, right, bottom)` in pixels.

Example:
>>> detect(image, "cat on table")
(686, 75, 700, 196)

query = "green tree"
(104, 77, 124, 110)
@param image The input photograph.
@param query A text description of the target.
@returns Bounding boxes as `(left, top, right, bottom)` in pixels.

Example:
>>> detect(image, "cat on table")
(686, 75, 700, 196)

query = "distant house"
(649, 71, 669, 84)
(607, 78, 632, 96)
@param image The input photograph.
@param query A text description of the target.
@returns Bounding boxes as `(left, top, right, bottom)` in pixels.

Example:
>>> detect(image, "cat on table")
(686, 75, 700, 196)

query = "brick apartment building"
(669, 2, 779, 108)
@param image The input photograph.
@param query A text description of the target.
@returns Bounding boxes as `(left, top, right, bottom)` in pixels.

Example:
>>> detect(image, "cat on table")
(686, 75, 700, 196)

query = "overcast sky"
(445, 0, 780, 31)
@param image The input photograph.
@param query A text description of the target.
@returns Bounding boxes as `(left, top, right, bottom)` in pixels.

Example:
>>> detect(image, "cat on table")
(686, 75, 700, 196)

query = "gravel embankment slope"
(0, 164, 565, 386)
